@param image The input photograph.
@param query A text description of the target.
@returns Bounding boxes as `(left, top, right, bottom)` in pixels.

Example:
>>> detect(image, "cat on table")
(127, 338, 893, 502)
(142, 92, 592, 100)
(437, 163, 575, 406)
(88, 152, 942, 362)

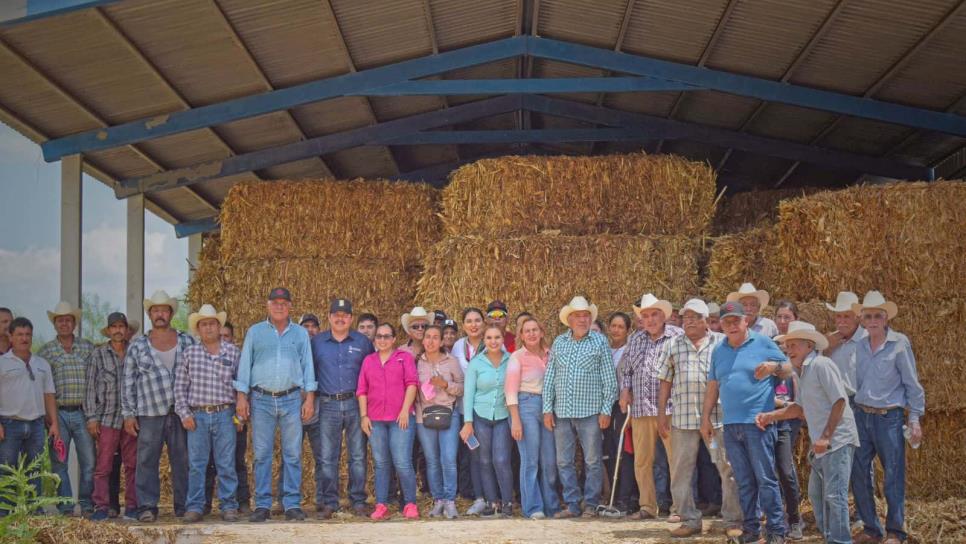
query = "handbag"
(422, 404, 453, 430)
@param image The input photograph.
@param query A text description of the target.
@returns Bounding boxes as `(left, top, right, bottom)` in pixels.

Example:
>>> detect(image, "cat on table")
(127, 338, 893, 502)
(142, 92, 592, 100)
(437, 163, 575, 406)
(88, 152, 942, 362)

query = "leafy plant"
(0, 443, 69, 543)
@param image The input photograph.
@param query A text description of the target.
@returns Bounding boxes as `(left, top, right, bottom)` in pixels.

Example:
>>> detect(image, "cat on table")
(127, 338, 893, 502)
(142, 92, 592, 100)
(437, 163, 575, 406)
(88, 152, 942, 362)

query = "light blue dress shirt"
(234, 319, 317, 394)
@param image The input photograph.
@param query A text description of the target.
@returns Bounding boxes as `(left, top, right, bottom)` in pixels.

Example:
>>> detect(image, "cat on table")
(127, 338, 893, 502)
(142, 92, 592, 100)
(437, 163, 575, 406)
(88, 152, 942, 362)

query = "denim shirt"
(235, 319, 317, 394)
(853, 328, 925, 423)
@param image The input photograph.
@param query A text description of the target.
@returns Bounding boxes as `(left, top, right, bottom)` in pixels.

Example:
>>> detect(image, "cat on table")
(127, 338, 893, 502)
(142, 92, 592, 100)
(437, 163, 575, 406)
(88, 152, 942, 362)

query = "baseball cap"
(329, 298, 353, 314)
(267, 287, 291, 302)
(299, 313, 320, 326)
(720, 301, 745, 319)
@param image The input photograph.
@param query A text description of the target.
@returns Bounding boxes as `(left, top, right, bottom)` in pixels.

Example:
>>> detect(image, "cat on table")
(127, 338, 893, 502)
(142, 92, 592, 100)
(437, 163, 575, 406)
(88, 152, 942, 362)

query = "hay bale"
(186, 233, 225, 311)
(219, 179, 441, 264)
(701, 226, 781, 302)
(906, 497, 966, 543)
(713, 187, 821, 234)
(418, 234, 701, 336)
(441, 154, 718, 238)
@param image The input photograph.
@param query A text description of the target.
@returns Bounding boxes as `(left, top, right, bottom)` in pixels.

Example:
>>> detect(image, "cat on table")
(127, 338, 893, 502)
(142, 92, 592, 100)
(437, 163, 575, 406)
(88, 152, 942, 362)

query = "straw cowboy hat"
(144, 289, 179, 315)
(47, 301, 82, 325)
(559, 296, 598, 327)
(774, 320, 829, 351)
(726, 282, 770, 308)
(633, 293, 672, 319)
(825, 291, 859, 313)
(401, 306, 431, 334)
(851, 290, 898, 320)
(189, 304, 227, 336)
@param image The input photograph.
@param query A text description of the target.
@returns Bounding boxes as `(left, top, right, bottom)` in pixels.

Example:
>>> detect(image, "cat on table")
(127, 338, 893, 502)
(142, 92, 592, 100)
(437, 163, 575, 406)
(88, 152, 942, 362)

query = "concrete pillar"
(60, 154, 82, 511)
(187, 233, 202, 312)
(126, 194, 145, 334)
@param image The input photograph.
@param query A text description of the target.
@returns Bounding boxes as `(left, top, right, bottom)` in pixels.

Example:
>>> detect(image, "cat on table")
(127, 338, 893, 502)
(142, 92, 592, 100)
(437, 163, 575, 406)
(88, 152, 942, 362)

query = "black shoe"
(285, 508, 306, 521)
(700, 503, 722, 517)
(316, 505, 335, 520)
(249, 508, 270, 523)
(499, 504, 513, 518)
(658, 506, 671, 517)
(480, 504, 498, 518)
(238, 503, 251, 515)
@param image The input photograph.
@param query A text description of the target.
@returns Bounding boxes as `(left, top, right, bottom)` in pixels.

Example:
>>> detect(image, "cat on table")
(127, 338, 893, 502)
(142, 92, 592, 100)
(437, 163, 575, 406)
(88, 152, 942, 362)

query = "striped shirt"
(122, 331, 197, 418)
(38, 337, 94, 407)
(619, 325, 683, 418)
(84, 342, 129, 429)
(657, 331, 724, 430)
(542, 330, 618, 418)
(174, 340, 241, 420)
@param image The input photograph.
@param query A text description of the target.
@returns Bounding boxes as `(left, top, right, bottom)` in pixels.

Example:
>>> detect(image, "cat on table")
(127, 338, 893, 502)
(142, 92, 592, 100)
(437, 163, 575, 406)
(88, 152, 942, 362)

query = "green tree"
(170, 290, 190, 333)
(80, 292, 113, 344)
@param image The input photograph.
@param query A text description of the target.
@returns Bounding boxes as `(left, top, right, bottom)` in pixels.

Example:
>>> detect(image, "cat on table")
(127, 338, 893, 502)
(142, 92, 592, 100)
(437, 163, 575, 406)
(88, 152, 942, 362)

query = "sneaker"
(121, 510, 138, 522)
(429, 500, 445, 518)
(480, 503, 498, 518)
(137, 510, 156, 523)
(670, 525, 701, 538)
(370, 503, 389, 521)
(107, 508, 119, 519)
(249, 507, 270, 523)
(466, 498, 487, 516)
(581, 506, 597, 518)
(222, 509, 239, 522)
(787, 521, 804, 540)
(499, 504, 513, 518)
(443, 500, 459, 519)
(183, 511, 203, 523)
(529, 511, 546, 520)
(285, 508, 306, 521)
(89, 510, 110, 522)
(403, 503, 419, 520)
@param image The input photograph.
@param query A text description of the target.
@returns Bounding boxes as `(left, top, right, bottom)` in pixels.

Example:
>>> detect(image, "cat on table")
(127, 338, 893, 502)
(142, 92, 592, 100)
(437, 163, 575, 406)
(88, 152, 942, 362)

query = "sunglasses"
(374, 334, 395, 340)
(410, 323, 428, 330)
(24, 362, 35, 381)
(487, 310, 507, 319)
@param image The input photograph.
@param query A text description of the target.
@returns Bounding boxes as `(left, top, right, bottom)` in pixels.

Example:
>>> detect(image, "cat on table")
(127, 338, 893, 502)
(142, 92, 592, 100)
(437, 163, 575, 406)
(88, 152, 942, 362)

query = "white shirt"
(452, 337, 481, 373)
(0, 351, 55, 420)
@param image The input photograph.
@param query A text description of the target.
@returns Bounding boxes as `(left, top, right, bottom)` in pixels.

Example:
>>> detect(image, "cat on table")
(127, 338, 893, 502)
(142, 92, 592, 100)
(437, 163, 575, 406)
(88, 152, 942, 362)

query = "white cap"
(681, 298, 710, 319)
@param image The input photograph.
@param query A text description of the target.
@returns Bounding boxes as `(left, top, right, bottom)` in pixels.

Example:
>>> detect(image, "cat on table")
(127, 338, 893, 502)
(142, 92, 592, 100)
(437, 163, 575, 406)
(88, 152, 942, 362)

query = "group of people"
(0, 280, 924, 544)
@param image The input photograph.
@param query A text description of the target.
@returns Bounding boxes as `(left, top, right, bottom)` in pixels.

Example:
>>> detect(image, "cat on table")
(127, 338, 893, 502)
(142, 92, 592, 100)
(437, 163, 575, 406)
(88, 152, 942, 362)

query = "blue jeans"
(516, 394, 559, 516)
(853, 408, 907, 540)
(318, 398, 368, 509)
(458, 409, 484, 499)
(0, 416, 45, 514)
(473, 416, 514, 506)
(52, 409, 96, 513)
(251, 390, 303, 511)
(370, 417, 416, 505)
(810, 445, 854, 544)
(136, 412, 188, 514)
(554, 414, 603, 512)
(723, 423, 785, 538)
(416, 413, 461, 501)
(653, 438, 672, 510)
(186, 408, 238, 513)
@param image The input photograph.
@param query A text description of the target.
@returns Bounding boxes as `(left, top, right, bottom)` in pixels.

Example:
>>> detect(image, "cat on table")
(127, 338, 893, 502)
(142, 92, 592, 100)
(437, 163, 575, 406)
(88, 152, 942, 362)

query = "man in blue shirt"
(234, 287, 317, 523)
(701, 301, 792, 544)
(311, 298, 374, 519)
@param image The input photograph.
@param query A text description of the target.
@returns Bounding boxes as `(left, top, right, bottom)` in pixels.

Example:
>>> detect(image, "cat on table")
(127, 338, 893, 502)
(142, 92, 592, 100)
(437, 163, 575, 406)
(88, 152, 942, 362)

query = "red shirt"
(504, 332, 516, 353)
(356, 349, 418, 421)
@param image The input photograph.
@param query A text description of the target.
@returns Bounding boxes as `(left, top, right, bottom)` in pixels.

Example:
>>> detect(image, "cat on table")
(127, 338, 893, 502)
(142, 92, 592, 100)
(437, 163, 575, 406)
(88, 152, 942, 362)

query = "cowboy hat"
(825, 291, 859, 313)
(559, 296, 598, 327)
(851, 290, 898, 320)
(100, 312, 128, 338)
(633, 293, 672, 319)
(47, 301, 82, 326)
(188, 304, 228, 336)
(144, 289, 179, 315)
(774, 320, 829, 351)
(401, 306, 431, 334)
(707, 302, 721, 317)
(726, 282, 770, 308)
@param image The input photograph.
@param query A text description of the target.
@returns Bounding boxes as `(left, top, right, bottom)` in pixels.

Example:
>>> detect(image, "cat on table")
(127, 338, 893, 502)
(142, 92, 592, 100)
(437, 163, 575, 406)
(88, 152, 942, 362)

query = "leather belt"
(319, 391, 355, 401)
(58, 405, 83, 412)
(191, 403, 232, 414)
(251, 385, 299, 398)
(856, 404, 900, 416)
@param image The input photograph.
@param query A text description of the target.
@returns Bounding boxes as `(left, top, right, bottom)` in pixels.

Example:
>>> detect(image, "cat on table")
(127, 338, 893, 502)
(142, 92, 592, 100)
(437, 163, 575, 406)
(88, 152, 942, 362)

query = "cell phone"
(466, 435, 480, 450)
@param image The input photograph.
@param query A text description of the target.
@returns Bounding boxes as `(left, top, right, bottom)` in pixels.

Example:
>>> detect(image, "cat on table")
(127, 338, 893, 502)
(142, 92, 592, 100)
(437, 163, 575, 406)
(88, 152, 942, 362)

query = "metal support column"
(60, 154, 82, 315)
(126, 194, 145, 334)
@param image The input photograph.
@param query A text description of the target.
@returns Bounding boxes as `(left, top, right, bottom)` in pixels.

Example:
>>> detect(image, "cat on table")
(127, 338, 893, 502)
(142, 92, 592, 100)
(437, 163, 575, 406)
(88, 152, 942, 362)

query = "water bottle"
(902, 425, 921, 449)
(708, 437, 720, 463)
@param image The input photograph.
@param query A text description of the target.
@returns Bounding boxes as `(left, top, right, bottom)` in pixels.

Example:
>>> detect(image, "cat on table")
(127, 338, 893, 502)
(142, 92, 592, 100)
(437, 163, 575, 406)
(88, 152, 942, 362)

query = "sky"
(0, 122, 188, 343)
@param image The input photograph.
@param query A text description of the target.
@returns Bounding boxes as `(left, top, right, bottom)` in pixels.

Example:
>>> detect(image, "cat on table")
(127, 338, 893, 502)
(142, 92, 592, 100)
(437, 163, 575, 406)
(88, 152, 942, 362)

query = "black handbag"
(422, 404, 453, 430)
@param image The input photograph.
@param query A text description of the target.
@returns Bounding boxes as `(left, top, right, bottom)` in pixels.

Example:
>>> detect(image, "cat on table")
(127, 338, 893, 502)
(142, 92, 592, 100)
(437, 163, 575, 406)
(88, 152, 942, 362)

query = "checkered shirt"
(618, 325, 683, 418)
(657, 331, 725, 430)
(542, 330, 618, 418)
(83, 342, 129, 429)
(174, 340, 241, 420)
(38, 337, 94, 407)
(122, 331, 197, 418)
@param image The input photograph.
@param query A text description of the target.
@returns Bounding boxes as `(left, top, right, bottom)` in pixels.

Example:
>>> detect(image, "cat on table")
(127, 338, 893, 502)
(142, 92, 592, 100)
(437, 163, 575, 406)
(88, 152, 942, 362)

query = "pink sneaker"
(403, 502, 419, 519)
(370, 503, 389, 520)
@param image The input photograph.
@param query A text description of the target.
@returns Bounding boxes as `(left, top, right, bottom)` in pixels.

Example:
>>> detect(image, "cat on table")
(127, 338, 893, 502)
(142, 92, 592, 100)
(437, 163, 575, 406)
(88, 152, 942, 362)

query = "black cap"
(433, 309, 448, 322)
(299, 314, 320, 326)
(267, 287, 291, 302)
(486, 300, 508, 313)
(329, 298, 353, 314)
(106, 312, 128, 328)
(720, 301, 745, 319)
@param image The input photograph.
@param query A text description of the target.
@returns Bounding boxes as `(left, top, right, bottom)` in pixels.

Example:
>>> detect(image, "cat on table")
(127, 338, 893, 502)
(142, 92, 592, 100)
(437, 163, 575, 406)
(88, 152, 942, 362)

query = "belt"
(319, 391, 355, 401)
(0, 415, 44, 422)
(58, 405, 83, 412)
(251, 385, 300, 398)
(856, 404, 900, 416)
(191, 403, 232, 414)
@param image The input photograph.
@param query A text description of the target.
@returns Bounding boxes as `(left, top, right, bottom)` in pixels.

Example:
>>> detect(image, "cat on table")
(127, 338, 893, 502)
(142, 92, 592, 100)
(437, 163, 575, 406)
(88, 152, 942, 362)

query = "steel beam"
(0, 0, 119, 26)
(380, 128, 662, 145)
(175, 217, 218, 239)
(360, 77, 698, 95)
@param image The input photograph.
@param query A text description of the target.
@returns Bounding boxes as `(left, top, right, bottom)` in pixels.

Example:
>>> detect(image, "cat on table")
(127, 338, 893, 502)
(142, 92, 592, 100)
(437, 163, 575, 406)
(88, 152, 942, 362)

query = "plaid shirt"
(122, 331, 197, 418)
(657, 331, 724, 430)
(542, 330, 618, 418)
(174, 340, 240, 420)
(619, 325, 683, 418)
(83, 342, 129, 429)
(38, 337, 94, 407)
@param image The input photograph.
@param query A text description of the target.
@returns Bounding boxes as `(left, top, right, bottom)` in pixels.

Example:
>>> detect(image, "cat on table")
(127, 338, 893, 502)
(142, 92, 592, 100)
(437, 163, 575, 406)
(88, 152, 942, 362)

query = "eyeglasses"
(443, 319, 456, 326)
(487, 310, 507, 319)
(374, 334, 395, 340)
(410, 323, 428, 330)
(24, 362, 35, 381)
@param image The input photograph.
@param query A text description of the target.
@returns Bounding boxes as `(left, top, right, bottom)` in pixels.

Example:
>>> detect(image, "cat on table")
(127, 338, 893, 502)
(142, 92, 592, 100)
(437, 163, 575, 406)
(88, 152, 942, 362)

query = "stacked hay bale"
(420, 153, 717, 335)
(713, 187, 821, 234)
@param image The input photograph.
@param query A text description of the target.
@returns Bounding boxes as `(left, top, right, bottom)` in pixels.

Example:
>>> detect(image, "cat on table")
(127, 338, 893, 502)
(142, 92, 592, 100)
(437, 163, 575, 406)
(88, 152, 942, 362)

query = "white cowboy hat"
(633, 293, 672, 319)
(144, 289, 179, 315)
(680, 298, 710, 319)
(851, 290, 898, 320)
(47, 301, 82, 326)
(188, 304, 228, 336)
(559, 296, 598, 327)
(774, 320, 829, 351)
(726, 282, 770, 308)
(707, 302, 721, 316)
(825, 291, 859, 313)
(401, 306, 431, 334)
